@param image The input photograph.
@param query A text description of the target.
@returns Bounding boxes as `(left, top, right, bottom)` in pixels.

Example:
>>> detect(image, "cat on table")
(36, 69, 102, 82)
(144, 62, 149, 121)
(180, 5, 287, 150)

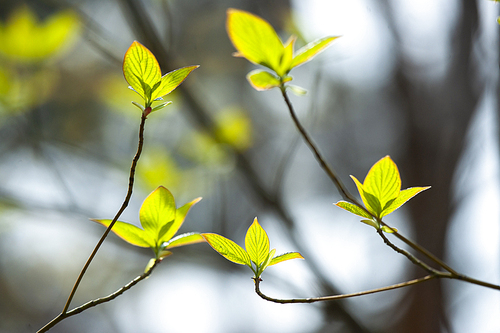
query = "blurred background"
(0, 0, 499, 332)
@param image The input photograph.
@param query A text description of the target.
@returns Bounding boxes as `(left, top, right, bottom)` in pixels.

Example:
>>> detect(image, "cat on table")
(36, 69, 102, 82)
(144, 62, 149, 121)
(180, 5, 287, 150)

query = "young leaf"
(165, 232, 205, 249)
(202, 233, 251, 267)
(159, 197, 202, 244)
(257, 248, 276, 276)
(335, 201, 372, 219)
(276, 35, 296, 76)
(226, 8, 284, 72)
(139, 186, 176, 239)
(245, 217, 270, 266)
(362, 156, 401, 211)
(290, 36, 340, 69)
(152, 65, 199, 101)
(381, 186, 431, 217)
(246, 70, 281, 91)
(269, 252, 304, 266)
(350, 175, 379, 216)
(91, 219, 154, 248)
(123, 41, 161, 102)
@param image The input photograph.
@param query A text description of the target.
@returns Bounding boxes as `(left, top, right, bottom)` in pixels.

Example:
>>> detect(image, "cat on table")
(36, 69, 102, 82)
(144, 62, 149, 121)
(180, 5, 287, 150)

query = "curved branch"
(253, 274, 437, 304)
(37, 258, 161, 333)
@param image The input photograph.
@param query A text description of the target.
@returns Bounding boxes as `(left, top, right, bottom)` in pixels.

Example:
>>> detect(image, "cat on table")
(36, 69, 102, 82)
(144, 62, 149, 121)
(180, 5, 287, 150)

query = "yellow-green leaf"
(351, 175, 378, 216)
(139, 186, 176, 239)
(335, 201, 372, 219)
(122, 41, 161, 103)
(290, 36, 339, 69)
(269, 252, 304, 266)
(245, 217, 270, 266)
(165, 232, 205, 249)
(226, 8, 284, 72)
(276, 35, 296, 76)
(257, 248, 276, 277)
(246, 69, 281, 91)
(92, 219, 154, 248)
(202, 233, 251, 267)
(363, 156, 401, 211)
(152, 65, 199, 101)
(159, 197, 202, 244)
(381, 186, 431, 217)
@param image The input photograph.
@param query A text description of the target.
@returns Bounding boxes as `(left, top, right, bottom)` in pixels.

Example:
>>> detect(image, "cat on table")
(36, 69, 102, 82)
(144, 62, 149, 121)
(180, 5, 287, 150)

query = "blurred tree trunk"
(387, 0, 480, 332)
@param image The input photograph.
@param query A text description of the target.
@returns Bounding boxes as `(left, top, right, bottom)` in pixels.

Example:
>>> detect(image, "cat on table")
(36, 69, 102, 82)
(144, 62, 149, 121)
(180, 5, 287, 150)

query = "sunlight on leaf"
(269, 252, 304, 266)
(245, 218, 270, 266)
(91, 219, 154, 248)
(139, 186, 176, 239)
(202, 233, 252, 266)
(336, 156, 430, 231)
(246, 70, 281, 91)
(227, 8, 284, 72)
(93, 186, 202, 258)
(290, 36, 340, 69)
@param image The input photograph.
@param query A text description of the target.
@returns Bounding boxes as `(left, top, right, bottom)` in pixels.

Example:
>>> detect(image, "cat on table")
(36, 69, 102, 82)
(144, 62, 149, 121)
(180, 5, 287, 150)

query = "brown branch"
(38, 113, 148, 332)
(37, 258, 161, 332)
(254, 274, 437, 304)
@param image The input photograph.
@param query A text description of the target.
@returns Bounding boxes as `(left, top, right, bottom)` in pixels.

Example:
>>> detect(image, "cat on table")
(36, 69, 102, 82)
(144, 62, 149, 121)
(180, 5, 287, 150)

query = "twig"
(37, 258, 161, 332)
(253, 274, 437, 304)
(38, 113, 148, 332)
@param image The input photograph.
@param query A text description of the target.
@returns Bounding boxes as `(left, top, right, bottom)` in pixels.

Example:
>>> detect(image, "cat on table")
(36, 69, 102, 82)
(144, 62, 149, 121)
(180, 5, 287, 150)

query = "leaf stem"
(253, 274, 437, 304)
(37, 258, 161, 333)
(38, 113, 147, 332)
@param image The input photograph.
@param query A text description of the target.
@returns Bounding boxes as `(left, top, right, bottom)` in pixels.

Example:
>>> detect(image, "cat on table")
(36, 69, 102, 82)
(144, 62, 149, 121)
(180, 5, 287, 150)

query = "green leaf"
(269, 252, 304, 266)
(257, 248, 276, 277)
(139, 186, 176, 240)
(335, 201, 372, 219)
(245, 217, 270, 266)
(246, 69, 281, 91)
(123, 41, 161, 103)
(360, 219, 379, 229)
(202, 233, 251, 267)
(165, 232, 205, 249)
(290, 36, 340, 69)
(381, 225, 397, 233)
(92, 219, 154, 248)
(363, 156, 401, 211)
(226, 8, 284, 72)
(350, 175, 378, 216)
(276, 35, 296, 76)
(381, 186, 431, 217)
(152, 65, 199, 101)
(159, 197, 202, 244)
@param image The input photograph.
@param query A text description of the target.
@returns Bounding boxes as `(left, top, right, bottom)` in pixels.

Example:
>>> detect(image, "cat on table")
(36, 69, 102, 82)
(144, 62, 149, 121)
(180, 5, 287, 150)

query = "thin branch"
(279, 87, 500, 290)
(38, 113, 148, 332)
(253, 274, 437, 304)
(37, 258, 161, 333)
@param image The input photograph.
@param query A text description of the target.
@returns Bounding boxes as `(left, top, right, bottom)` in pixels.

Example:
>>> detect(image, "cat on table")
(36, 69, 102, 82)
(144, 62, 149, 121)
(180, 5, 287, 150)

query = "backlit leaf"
(139, 186, 176, 239)
(152, 65, 199, 101)
(159, 197, 202, 244)
(335, 201, 372, 219)
(92, 219, 154, 248)
(202, 233, 251, 267)
(245, 217, 270, 266)
(122, 41, 161, 102)
(257, 248, 276, 276)
(381, 186, 431, 217)
(165, 232, 205, 249)
(246, 69, 281, 91)
(351, 175, 378, 216)
(363, 156, 401, 212)
(290, 36, 339, 69)
(227, 8, 284, 72)
(269, 252, 304, 266)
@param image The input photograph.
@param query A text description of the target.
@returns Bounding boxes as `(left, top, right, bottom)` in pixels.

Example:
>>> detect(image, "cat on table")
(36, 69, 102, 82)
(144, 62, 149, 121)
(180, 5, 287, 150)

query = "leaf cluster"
(335, 156, 430, 232)
(226, 8, 339, 93)
(122, 41, 198, 115)
(202, 218, 303, 278)
(93, 186, 204, 260)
